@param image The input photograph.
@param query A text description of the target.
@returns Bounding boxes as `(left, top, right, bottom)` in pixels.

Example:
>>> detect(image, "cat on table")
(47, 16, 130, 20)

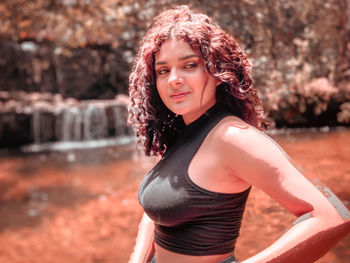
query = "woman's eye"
(185, 62, 198, 69)
(157, 69, 169, 75)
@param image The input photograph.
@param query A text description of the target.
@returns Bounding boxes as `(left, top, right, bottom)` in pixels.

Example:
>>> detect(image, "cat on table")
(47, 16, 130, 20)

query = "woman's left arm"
(219, 120, 350, 263)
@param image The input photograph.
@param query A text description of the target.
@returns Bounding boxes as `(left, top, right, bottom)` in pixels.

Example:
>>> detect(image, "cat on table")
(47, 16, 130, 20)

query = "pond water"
(0, 129, 349, 263)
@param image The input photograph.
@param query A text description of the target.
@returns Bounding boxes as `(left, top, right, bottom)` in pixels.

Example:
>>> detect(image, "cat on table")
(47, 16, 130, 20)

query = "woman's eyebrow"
(155, 54, 199, 65)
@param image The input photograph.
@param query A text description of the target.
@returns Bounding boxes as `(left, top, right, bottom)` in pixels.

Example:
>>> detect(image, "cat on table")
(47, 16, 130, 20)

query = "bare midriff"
(154, 244, 233, 263)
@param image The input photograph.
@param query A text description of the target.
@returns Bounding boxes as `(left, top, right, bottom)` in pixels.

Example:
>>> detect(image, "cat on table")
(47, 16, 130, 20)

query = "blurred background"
(0, 0, 349, 262)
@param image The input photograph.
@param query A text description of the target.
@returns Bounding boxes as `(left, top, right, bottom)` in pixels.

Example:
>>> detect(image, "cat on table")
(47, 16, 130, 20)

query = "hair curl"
(129, 5, 268, 156)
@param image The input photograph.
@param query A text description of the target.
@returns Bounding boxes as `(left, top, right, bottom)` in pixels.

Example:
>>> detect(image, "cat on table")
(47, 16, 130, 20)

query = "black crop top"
(138, 104, 251, 256)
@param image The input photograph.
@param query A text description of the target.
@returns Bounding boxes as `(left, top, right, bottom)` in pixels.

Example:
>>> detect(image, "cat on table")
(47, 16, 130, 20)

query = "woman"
(128, 5, 349, 263)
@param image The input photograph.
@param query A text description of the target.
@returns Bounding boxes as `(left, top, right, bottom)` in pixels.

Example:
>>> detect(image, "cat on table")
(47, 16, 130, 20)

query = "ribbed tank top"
(138, 104, 251, 255)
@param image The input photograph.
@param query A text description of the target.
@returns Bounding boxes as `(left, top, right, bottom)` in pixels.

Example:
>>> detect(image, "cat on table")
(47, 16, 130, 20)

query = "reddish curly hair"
(129, 5, 267, 156)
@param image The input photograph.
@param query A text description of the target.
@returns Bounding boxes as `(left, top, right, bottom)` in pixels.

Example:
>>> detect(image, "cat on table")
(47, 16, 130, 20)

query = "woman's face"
(155, 39, 220, 125)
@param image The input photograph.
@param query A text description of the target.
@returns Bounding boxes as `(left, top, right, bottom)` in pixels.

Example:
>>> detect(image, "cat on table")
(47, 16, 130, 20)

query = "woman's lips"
(170, 92, 189, 100)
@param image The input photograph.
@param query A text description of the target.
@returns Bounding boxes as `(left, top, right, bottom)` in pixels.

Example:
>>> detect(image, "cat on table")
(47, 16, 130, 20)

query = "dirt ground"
(0, 130, 349, 263)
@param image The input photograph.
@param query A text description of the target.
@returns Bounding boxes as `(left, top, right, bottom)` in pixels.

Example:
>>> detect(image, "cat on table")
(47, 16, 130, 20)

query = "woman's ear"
(216, 79, 222, 87)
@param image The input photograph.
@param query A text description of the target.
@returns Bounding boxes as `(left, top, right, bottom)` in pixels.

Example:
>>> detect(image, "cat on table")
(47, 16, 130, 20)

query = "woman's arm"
(218, 118, 350, 263)
(129, 212, 155, 263)
(242, 215, 349, 263)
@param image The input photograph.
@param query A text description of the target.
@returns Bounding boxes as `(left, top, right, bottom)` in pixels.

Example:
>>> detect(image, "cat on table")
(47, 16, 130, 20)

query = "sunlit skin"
(130, 40, 350, 263)
(155, 39, 220, 125)
(135, 115, 350, 263)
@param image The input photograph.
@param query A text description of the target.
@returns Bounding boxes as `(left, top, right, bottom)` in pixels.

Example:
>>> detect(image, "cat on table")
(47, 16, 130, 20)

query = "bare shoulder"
(210, 116, 348, 221)
(210, 115, 293, 186)
(212, 115, 280, 156)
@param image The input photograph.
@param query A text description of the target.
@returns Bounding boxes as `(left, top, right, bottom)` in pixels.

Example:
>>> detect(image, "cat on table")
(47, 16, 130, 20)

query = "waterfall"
(113, 105, 127, 136)
(0, 91, 134, 151)
(82, 103, 108, 141)
(25, 101, 134, 152)
(58, 106, 83, 141)
(32, 109, 41, 144)
(52, 101, 132, 143)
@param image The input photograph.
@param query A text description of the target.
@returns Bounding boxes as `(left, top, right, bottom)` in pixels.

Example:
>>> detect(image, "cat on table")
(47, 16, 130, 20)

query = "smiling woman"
(155, 39, 219, 124)
(127, 5, 350, 263)
(129, 6, 264, 157)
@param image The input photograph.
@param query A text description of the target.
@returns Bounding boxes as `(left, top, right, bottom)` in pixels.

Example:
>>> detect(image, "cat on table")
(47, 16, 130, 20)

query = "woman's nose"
(168, 68, 184, 88)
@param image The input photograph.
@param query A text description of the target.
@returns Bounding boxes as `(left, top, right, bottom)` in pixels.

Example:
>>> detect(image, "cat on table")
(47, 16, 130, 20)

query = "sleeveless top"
(138, 104, 251, 255)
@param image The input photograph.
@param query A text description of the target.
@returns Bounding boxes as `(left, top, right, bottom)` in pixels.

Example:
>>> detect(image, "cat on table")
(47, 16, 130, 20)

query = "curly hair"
(129, 5, 267, 156)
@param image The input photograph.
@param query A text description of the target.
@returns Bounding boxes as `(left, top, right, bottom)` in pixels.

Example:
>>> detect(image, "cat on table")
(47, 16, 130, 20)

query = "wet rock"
(0, 41, 129, 100)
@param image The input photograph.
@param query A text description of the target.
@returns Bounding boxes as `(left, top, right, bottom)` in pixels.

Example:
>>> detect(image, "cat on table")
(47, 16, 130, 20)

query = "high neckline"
(178, 104, 223, 140)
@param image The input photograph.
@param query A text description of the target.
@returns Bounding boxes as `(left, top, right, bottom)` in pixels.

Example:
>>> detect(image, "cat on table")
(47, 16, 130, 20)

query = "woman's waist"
(154, 243, 237, 263)
(154, 223, 238, 255)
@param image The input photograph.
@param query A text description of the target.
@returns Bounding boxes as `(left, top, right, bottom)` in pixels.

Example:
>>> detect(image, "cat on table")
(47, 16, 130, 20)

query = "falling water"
(59, 107, 81, 141)
(83, 103, 108, 140)
(24, 100, 134, 152)
(113, 106, 126, 136)
(32, 109, 41, 144)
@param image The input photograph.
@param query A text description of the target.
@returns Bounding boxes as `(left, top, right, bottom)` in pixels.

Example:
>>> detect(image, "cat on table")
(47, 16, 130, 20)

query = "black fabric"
(151, 254, 238, 263)
(138, 104, 251, 255)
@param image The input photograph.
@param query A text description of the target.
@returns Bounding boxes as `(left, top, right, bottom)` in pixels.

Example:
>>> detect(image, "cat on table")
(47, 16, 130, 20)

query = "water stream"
(0, 129, 349, 263)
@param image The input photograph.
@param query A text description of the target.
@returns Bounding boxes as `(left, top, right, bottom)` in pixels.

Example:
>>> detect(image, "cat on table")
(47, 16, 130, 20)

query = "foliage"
(0, 0, 349, 126)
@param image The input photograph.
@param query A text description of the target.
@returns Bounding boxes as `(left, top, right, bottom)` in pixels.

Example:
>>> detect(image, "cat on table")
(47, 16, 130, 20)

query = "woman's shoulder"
(209, 115, 297, 192)
(212, 115, 264, 145)
(210, 115, 287, 161)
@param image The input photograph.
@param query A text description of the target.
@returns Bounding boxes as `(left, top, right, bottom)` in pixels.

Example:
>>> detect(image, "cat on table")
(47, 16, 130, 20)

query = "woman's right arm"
(129, 212, 155, 263)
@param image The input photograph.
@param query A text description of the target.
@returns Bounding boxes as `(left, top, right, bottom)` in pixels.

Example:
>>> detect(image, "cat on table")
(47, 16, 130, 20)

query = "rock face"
(0, 41, 129, 100)
(0, 92, 133, 148)
(0, 0, 350, 148)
